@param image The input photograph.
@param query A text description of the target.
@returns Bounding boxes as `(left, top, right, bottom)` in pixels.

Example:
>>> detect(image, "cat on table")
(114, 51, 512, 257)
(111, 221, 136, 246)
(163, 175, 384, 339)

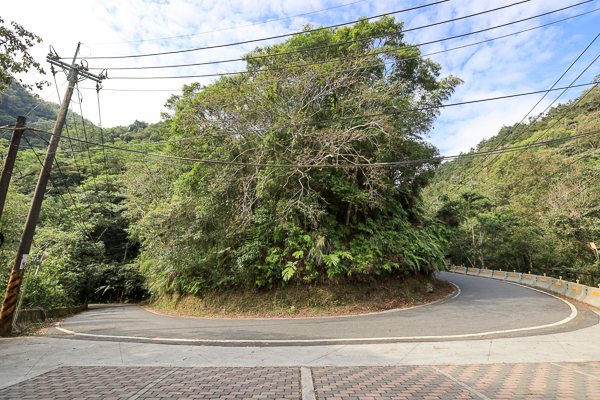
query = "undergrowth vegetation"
(147, 274, 454, 318)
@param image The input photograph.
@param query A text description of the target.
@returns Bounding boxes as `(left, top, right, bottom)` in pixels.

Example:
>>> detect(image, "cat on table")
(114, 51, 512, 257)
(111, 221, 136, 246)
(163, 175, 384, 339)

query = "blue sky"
(3, 0, 600, 155)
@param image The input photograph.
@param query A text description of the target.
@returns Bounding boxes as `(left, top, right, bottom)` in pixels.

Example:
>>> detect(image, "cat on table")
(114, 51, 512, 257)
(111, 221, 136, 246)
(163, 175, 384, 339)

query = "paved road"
(57, 273, 596, 343)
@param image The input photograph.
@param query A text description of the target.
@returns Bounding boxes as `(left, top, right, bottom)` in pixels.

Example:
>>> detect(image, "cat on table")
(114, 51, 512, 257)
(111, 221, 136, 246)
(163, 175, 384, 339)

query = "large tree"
(128, 17, 462, 293)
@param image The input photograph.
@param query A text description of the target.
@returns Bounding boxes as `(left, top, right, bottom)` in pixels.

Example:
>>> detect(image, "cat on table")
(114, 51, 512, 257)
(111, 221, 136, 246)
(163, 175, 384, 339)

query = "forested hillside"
(1, 17, 463, 311)
(425, 83, 600, 286)
(0, 84, 167, 308)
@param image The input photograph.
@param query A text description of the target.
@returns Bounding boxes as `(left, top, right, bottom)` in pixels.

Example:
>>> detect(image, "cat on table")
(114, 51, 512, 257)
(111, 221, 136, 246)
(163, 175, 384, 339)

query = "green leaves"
(0, 17, 48, 93)
(129, 16, 460, 292)
(282, 261, 298, 282)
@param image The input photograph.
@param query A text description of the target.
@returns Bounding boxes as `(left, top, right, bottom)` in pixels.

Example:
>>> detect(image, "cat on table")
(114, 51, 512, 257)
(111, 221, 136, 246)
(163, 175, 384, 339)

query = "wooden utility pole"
(0, 69, 79, 334)
(0, 116, 26, 222)
(0, 44, 104, 334)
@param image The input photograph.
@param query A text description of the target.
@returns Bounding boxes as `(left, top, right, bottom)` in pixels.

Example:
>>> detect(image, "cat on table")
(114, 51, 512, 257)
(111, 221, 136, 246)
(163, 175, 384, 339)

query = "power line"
(51, 69, 98, 197)
(73, 83, 101, 192)
(66, 0, 455, 60)
(91, 0, 531, 70)
(19, 134, 109, 262)
(503, 84, 600, 200)
(440, 30, 600, 194)
(4, 81, 597, 157)
(480, 44, 600, 185)
(90, 0, 369, 45)
(558, 169, 600, 201)
(24, 80, 67, 117)
(105, 1, 592, 80)
(17, 124, 600, 168)
(41, 82, 599, 154)
(95, 89, 111, 187)
(77, 7, 600, 92)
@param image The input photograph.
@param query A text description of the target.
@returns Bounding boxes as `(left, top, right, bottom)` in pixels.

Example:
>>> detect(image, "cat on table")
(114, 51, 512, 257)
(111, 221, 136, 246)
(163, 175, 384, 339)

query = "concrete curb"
(448, 268, 599, 310)
(14, 304, 88, 330)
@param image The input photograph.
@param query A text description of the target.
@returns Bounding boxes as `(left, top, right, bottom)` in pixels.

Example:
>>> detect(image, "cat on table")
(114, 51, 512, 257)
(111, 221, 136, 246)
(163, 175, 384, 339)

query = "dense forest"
(0, 17, 462, 309)
(2, 16, 598, 313)
(424, 82, 600, 286)
(0, 83, 162, 308)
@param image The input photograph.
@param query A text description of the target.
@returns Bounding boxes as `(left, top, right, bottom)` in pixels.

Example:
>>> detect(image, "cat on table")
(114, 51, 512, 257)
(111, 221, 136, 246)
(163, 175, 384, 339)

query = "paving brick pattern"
(1, 363, 599, 399)
(0, 367, 300, 400)
(438, 362, 600, 400)
(313, 363, 600, 399)
(313, 366, 476, 399)
(0, 367, 167, 400)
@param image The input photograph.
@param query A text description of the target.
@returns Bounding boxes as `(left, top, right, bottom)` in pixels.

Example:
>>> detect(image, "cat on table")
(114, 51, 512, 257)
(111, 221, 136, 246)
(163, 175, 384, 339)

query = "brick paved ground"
(312, 366, 475, 399)
(0, 363, 598, 399)
(0, 367, 300, 400)
(313, 362, 600, 399)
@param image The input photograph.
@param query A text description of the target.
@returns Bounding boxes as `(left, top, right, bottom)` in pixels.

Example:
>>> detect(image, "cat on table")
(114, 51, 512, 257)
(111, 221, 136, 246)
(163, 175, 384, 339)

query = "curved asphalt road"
(58, 272, 597, 344)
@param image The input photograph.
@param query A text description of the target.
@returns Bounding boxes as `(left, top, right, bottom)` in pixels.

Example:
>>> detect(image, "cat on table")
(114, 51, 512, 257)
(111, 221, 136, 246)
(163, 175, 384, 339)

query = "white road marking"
(52, 275, 578, 344)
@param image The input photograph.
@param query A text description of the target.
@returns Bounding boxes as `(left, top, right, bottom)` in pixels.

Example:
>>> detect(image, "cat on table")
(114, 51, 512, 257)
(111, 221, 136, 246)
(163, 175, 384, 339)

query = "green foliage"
(426, 83, 600, 282)
(130, 17, 460, 294)
(0, 93, 156, 307)
(0, 17, 48, 93)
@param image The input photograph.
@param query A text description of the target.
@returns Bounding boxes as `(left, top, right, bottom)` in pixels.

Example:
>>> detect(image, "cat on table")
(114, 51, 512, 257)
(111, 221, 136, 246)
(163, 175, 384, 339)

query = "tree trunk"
(479, 225, 484, 268)
(345, 202, 353, 226)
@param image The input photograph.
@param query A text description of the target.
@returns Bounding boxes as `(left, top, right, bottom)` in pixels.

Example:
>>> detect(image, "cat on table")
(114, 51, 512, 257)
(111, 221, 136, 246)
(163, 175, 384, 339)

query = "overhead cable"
(90, 0, 369, 45)
(77, 7, 600, 92)
(442, 29, 600, 191)
(90, 6, 600, 74)
(480, 40, 600, 184)
(62, 0, 456, 60)
(91, 0, 530, 69)
(39, 82, 598, 155)
(106, 1, 592, 80)
(19, 134, 110, 261)
(3, 81, 597, 155)
(15, 125, 600, 168)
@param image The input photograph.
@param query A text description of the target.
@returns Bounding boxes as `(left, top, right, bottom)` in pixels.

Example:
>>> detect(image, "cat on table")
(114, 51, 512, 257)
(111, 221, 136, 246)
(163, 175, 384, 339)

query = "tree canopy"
(129, 17, 463, 293)
(0, 17, 48, 93)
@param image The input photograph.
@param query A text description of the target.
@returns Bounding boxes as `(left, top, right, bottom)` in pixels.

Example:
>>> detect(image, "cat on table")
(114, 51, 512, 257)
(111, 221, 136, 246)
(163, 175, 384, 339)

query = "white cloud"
(2, 0, 599, 156)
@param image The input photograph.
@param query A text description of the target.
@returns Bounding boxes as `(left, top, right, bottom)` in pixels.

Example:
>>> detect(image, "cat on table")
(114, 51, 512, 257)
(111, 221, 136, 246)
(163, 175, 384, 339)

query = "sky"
(2, 0, 600, 155)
